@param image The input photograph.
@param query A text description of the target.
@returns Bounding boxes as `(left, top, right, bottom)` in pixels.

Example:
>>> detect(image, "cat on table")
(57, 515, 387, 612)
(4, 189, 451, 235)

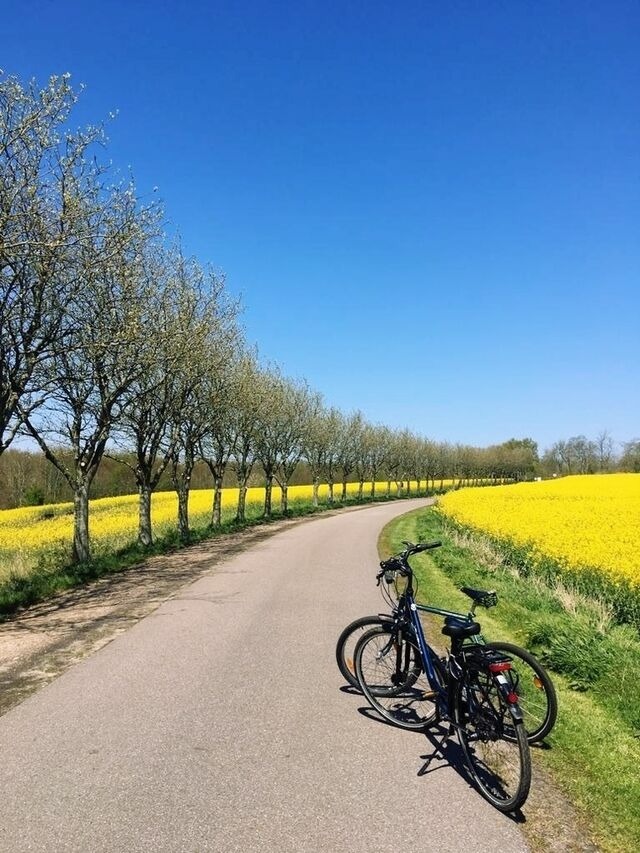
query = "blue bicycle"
(353, 541, 532, 813)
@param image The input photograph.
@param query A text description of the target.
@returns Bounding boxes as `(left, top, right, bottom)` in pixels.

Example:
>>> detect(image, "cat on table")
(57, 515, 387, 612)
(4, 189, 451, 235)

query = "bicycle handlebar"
(377, 540, 442, 582)
(401, 540, 442, 555)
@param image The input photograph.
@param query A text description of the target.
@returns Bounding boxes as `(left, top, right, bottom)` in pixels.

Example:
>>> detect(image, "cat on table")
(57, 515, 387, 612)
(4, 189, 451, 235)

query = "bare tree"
(0, 73, 103, 455)
(21, 177, 159, 562)
(337, 411, 363, 501)
(168, 259, 239, 542)
(620, 439, 640, 473)
(596, 430, 614, 472)
(199, 357, 242, 529)
(253, 367, 283, 519)
(300, 395, 328, 508)
(355, 420, 384, 501)
(229, 354, 264, 523)
(112, 248, 234, 545)
(273, 378, 314, 514)
(321, 408, 343, 504)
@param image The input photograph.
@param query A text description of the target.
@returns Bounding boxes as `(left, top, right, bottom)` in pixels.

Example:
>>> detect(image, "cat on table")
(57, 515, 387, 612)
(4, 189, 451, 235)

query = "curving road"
(0, 499, 528, 852)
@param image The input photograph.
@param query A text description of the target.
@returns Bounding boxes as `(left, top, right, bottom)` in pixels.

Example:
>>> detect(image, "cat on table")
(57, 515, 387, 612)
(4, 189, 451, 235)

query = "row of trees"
(1, 73, 538, 563)
(0, 433, 537, 512)
(5, 428, 638, 514)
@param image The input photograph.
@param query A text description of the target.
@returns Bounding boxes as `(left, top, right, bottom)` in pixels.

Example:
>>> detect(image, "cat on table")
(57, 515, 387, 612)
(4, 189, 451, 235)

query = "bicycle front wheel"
(455, 670, 531, 813)
(335, 615, 392, 689)
(354, 626, 440, 731)
(485, 641, 557, 743)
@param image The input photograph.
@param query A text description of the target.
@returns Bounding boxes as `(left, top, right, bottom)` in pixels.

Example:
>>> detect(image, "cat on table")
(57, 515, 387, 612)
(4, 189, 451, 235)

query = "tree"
(253, 367, 284, 519)
(620, 439, 640, 473)
(168, 258, 239, 542)
(321, 408, 344, 504)
(300, 396, 329, 508)
(199, 357, 241, 529)
(354, 421, 374, 500)
(595, 430, 614, 472)
(273, 378, 314, 514)
(229, 354, 264, 523)
(336, 412, 363, 501)
(0, 73, 102, 456)
(383, 429, 402, 497)
(366, 424, 389, 498)
(21, 173, 159, 562)
(113, 248, 237, 545)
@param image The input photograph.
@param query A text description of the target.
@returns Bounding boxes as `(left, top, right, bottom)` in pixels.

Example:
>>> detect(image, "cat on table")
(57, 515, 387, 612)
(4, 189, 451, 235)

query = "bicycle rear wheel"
(485, 641, 557, 744)
(354, 626, 441, 731)
(335, 615, 391, 689)
(455, 669, 531, 813)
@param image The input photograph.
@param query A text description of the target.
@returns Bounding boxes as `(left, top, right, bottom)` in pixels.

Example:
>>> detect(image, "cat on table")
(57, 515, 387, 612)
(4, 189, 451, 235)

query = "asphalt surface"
(0, 499, 529, 852)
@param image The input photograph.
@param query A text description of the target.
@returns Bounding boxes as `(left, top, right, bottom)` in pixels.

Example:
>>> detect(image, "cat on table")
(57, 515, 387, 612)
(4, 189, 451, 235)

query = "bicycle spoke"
(355, 627, 439, 730)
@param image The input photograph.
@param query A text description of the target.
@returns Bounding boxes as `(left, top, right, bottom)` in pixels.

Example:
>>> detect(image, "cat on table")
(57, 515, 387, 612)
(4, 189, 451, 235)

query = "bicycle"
(352, 541, 532, 812)
(336, 542, 557, 744)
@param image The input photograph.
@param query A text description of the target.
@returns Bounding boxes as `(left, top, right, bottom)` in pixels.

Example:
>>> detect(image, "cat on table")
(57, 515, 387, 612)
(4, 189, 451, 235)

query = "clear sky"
(3, 1, 639, 452)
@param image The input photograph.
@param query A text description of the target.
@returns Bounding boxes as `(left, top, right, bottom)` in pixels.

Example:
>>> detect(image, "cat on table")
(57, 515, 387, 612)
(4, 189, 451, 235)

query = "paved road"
(0, 500, 528, 852)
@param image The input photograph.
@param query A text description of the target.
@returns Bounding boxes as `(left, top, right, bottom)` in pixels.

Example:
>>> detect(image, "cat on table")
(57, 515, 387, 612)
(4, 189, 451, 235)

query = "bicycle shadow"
(355, 705, 527, 824)
(418, 725, 527, 824)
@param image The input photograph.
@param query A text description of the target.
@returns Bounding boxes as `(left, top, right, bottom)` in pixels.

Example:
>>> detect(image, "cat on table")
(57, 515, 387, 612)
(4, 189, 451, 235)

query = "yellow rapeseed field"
(437, 473, 640, 587)
(0, 481, 415, 580)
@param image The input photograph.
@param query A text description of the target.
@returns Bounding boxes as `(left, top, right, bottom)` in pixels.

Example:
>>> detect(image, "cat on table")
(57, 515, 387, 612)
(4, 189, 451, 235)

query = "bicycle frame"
(391, 576, 496, 719)
(388, 585, 454, 718)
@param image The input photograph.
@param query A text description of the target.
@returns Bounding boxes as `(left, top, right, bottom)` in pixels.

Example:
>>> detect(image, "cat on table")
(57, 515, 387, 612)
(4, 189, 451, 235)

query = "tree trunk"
(328, 480, 334, 503)
(211, 475, 224, 527)
(264, 474, 273, 518)
(177, 484, 189, 541)
(236, 482, 248, 522)
(371, 479, 376, 499)
(280, 482, 288, 515)
(138, 483, 153, 547)
(312, 477, 320, 507)
(172, 452, 194, 543)
(357, 479, 364, 500)
(341, 479, 347, 501)
(72, 480, 91, 563)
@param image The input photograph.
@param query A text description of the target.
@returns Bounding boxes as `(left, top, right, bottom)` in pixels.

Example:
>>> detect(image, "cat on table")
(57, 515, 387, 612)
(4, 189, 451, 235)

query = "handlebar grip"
(414, 541, 442, 552)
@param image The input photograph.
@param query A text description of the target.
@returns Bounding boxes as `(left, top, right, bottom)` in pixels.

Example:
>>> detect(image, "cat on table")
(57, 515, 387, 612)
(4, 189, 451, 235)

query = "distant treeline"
(2, 432, 637, 513)
(0, 437, 537, 512)
(541, 433, 640, 477)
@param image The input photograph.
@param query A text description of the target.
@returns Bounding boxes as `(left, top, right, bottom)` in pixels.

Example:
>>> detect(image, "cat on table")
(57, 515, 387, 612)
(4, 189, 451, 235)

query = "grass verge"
(379, 506, 640, 853)
(0, 491, 429, 620)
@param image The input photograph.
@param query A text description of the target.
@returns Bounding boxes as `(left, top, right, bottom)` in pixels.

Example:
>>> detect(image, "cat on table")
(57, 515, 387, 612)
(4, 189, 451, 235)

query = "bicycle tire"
(455, 668, 531, 813)
(354, 626, 443, 731)
(485, 641, 557, 744)
(335, 615, 392, 688)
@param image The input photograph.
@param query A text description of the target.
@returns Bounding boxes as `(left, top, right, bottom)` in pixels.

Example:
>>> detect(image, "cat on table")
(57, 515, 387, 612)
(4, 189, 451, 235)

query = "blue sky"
(3, 1, 639, 451)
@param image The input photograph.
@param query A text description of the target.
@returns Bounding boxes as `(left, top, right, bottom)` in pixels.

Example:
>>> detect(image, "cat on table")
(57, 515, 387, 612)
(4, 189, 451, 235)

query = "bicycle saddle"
(442, 616, 481, 639)
(460, 586, 498, 608)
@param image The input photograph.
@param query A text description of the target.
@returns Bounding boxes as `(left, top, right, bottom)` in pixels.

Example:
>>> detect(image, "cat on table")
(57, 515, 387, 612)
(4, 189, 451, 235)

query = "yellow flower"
(438, 474, 640, 587)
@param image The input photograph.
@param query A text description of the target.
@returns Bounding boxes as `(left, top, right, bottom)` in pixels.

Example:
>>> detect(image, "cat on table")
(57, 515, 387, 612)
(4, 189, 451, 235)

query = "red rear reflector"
(489, 662, 512, 673)
(506, 692, 519, 704)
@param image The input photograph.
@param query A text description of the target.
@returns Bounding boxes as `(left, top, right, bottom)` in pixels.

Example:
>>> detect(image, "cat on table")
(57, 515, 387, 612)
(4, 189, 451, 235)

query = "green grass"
(379, 506, 640, 853)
